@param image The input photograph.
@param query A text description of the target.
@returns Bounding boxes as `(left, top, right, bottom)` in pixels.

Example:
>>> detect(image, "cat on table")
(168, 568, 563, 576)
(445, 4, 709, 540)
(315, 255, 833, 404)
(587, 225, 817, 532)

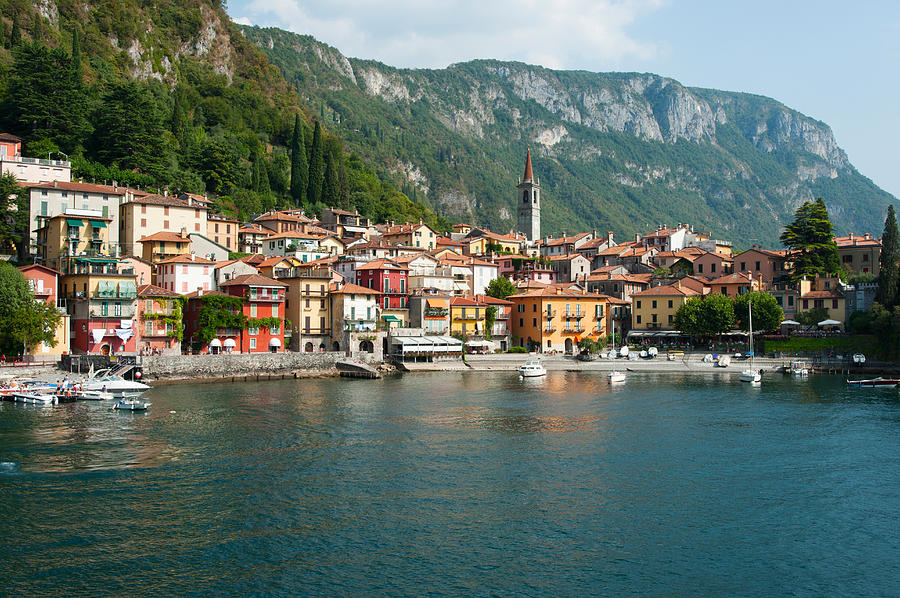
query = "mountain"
(0, 0, 445, 231)
(240, 26, 896, 246)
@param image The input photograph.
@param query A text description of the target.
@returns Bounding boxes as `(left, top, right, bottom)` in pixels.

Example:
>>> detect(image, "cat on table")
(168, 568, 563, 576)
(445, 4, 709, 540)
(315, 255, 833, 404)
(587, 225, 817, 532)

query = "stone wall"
(139, 351, 376, 381)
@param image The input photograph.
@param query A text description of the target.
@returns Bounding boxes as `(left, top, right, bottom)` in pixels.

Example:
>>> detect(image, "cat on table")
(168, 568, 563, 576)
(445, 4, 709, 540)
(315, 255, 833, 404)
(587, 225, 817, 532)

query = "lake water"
(2, 371, 899, 596)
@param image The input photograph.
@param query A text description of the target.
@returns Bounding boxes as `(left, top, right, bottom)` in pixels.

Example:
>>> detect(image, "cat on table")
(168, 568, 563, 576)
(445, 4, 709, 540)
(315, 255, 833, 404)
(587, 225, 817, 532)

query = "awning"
(89, 220, 107, 228)
(223, 338, 236, 348)
(66, 218, 83, 227)
(780, 319, 801, 326)
(269, 338, 281, 347)
(208, 338, 222, 348)
(382, 315, 401, 322)
(818, 319, 842, 326)
(426, 298, 448, 308)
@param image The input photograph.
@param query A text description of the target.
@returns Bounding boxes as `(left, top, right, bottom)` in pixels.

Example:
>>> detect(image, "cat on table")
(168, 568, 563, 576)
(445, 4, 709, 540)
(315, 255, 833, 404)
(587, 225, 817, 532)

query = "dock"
(336, 360, 381, 379)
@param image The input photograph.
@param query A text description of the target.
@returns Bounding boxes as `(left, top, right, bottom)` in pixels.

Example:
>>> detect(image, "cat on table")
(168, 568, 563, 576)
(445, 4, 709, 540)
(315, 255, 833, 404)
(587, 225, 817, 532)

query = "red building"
(19, 264, 70, 356)
(135, 284, 183, 355)
(183, 274, 287, 353)
(355, 259, 410, 310)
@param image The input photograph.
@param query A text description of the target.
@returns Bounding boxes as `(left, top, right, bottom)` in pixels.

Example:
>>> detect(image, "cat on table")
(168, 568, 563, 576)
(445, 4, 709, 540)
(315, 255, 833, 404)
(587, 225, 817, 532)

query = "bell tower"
(517, 149, 541, 241)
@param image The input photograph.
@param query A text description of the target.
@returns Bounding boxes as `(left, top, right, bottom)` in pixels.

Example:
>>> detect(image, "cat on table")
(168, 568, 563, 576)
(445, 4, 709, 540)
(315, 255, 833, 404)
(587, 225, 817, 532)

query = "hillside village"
(2, 133, 882, 361)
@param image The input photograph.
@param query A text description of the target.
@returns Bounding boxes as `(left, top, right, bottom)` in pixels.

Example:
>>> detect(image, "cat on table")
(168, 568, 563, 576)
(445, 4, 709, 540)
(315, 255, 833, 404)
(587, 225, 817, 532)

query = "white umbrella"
(817, 319, 842, 326)
(780, 319, 801, 326)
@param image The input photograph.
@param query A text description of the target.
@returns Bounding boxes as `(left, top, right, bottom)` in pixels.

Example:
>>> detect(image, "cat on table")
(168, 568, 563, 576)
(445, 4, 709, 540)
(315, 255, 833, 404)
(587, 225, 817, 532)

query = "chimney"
(592, 229, 597, 239)
(190, 254, 195, 262)
(607, 231, 614, 245)
(198, 288, 203, 297)
(163, 188, 168, 197)
(635, 233, 641, 243)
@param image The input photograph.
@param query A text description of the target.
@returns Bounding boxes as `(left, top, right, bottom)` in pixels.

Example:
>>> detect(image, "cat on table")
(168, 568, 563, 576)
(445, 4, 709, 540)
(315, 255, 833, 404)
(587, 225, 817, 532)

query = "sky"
(227, 0, 900, 199)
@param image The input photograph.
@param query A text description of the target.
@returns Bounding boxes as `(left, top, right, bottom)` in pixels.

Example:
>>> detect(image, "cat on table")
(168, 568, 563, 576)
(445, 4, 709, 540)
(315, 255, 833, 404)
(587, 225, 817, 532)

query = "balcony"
(89, 305, 137, 319)
(561, 326, 585, 334)
(544, 326, 557, 333)
(424, 307, 449, 317)
(343, 318, 377, 332)
(565, 312, 585, 319)
(544, 309, 557, 318)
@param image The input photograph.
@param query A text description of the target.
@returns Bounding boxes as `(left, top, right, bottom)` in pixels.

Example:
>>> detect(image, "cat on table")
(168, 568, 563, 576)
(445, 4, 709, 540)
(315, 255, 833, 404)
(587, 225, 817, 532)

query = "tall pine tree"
(10, 13, 21, 47)
(780, 198, 841, 282)
(877, 205, 899, 307)
(306, 120, 324, 206)
(70, 29, 82, 84)
(323, 151, 339, 207)
(289, 115, 307, 206)
(337, 154, 350, 210)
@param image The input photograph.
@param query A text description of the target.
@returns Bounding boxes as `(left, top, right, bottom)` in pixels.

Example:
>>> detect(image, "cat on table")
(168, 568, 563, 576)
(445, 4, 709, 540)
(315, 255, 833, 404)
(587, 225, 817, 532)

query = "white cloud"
(231, 16, 254, 26)
(234, 0, 667, 71)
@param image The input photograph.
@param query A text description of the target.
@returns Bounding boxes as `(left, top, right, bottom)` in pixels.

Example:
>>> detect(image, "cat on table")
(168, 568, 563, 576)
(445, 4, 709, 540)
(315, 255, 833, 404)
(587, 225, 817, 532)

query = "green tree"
(70, 29, 82, 84)
(289, 115, 307, 205)
(795, 307, 830, 328)
(91, 81, 169, 178)
(171, 85, 191, 146)
(674, 294, 735, 337)
(306, 120, 324, 206)
(2, 42, 90, 153)
(485, 276, 517, 300)
(0, 173, 28, 259)
(9, 13, 21, 47)
(780, 198, 841, 281)
(322, 151, 339, 207)
(0, 264, 60, 356)
(337, 154, 350, 210)
(877, 205, 899, 307)
(733, 291, 784, 332)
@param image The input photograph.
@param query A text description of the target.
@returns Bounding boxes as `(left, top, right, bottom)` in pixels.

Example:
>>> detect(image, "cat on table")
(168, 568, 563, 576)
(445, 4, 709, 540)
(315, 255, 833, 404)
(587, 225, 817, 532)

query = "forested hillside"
(241, 26, 897, 246)
(0, 0, 449, 229)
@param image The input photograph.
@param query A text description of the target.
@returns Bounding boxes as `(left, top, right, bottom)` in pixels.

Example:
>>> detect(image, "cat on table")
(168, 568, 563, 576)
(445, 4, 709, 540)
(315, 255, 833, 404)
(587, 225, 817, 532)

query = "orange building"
(508, 288, 608, 354)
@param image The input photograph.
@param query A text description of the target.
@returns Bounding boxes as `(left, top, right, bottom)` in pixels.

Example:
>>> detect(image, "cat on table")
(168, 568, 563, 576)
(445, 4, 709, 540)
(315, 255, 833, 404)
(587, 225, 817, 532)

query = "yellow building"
(381, 221, 437, 250)
(450, 296, 487, 336)
(631, 282, 701, 330)
(508, 288, 608, 354)
(798, 276, 846, 324)
(119, 194, 209, 257)
(207, 215, 240, 251)
(280, 265, 334, 351)
(35, 212, 114, 270)
(138, 231, 191, 264)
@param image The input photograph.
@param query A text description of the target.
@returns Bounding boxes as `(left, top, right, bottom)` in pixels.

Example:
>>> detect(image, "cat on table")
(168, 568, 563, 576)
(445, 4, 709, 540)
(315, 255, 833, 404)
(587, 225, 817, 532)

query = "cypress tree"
(31, 13, 41, 42)
(337, 154, 350, 210)
(323, 151, 339, 207)
(306, 120, 324, 206)
(70, 29, 82, 84)
(0, 18, 6, 49)
(877, 205, 899, 307)
(171, 86, 190, 145)
(258, 151, 270, 196)
(10, 13, 21, 47)
(289, 115, 307, 205)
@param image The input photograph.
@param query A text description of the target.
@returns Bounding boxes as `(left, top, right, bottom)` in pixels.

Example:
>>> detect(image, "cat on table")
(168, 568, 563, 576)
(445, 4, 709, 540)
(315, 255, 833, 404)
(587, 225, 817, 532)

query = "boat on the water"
(113, 398, 151, 411)
(13, 392, 57, 404)
(77, 389, 116, 401)
(846, 377, 900, 388)
(518, 360, 547, 377)
(82, 365, 151, 398)
(739, 301, 761, 383)
(608, 371, 626, 383)
(790, 362, 810, 376)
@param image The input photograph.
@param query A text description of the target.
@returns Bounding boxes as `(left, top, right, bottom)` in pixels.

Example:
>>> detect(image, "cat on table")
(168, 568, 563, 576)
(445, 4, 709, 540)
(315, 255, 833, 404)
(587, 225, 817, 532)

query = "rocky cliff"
(243, 26, 893, 245)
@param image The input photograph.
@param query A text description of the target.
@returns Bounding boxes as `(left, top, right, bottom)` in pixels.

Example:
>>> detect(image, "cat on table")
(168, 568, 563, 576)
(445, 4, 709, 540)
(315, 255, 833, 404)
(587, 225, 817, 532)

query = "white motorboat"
(518, 360, 547, 377)
(13, 392, 57, 404)
(647, 347, 658, 358)
(790, 362, 809, 377)
(77, 390, 116, 401)
(82, 366, 151, 398)
(739, 301, 761, 383)
(716, 355, 731, 368)
(608, 371, 626, 383)
(852, 353, 866, 364)
(114, 398, 151, 411)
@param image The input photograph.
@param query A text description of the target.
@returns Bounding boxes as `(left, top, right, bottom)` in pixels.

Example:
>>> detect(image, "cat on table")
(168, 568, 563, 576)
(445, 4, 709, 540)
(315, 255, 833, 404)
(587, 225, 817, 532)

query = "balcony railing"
(89, 306, 136, 318)
(545, 309, 557, 317)
(561, 326, 585, 334)
(565, 312, 585, 319)
(544, 326, 556, 333)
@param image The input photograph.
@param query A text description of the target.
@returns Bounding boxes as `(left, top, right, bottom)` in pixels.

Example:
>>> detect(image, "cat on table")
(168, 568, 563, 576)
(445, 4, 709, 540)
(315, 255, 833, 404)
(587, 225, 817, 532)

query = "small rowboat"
(114, 399, 151, 411)
(846, 378, 900, 388)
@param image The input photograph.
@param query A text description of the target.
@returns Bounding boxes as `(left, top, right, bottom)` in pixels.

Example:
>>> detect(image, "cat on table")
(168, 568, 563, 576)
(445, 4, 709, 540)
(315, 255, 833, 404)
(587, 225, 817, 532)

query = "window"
(195, 223, 200, 232)
(636, 315, 642, 324)
(697, 263, 703, 274)
(532, 318, 537, 327)
(668, 314, 674, 324)
(164, 207, 170, 216)
(40, 201, 47, 216)
(652, 300, 657, 309)
(518, 304, 524, 312)
(249, 327, 259, 336)
(383, 297, 389, 309)
(532, 303, 537, 312)
(270, 324, 279, 335)
(145, 321, 153, 336)
(651, 314, 657, 323)
(802, 300, 809, 309)
(145, 299, 153, 311)
(203, 266, 209, 275)
(272, 305, 279, 318)
(141, 218, 147, 228)
(668, 300, 673, 308)
(832, 299, 838, 309)
(863, 254, 869, 262)
(755, 261, 760, 271)
(711, 263, 716, 273)
(519, 318, 524, 327)
(250, 338, 257, 350)
(164, 220, 169, 229)
(740, 262, 745, 271)
(636, 300, 641, 309)
(721, 287, 727, 295)
(250, 304, 257, 318)
(141, 205, 146, 214)
(101, 301, 108, 316)
(114, 303, 122, 317)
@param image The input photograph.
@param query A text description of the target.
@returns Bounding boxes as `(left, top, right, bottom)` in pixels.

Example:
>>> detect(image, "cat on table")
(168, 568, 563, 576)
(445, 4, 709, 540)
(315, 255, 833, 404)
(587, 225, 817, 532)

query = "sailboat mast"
(749, 301, 753, 368)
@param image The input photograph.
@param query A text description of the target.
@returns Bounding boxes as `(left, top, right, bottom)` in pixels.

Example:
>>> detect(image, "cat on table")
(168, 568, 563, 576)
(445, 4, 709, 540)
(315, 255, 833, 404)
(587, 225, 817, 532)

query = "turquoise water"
(1, 371, 899, 596)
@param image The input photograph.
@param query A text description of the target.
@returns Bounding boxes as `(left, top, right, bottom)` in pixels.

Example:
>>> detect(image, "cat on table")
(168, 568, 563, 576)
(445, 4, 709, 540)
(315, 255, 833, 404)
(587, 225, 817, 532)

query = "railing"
(424, 308, 449, 317)
(565, 312, 585, 319)
(562, 326, 585, 334)
(89, 306, 136, 318)
(545, 309, 557, 317)
(544, 326, 556, 333)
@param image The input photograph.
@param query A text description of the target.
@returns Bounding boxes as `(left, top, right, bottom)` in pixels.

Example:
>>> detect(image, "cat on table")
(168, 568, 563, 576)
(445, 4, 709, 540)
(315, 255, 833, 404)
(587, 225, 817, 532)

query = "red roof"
(331, 282, 381, 295)
(356, 259, 409, 271)
(27, 181, 148, 196)
(137, 284, 181, 298)
(157, 253, 217, 265)
(129, 194, 207, 209)
(523, 149, 534, 183)
(632, 283, 700, 297)
(138, 231, 191, 243)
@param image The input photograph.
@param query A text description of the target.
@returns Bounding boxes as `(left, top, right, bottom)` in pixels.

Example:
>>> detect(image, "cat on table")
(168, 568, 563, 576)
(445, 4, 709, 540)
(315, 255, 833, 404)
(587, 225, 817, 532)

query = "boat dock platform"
(336, 361, 381, 379)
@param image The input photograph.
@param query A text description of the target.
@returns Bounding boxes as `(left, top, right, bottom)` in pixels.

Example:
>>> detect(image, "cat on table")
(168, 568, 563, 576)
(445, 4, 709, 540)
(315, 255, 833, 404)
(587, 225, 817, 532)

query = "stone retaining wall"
(139, 351, 376, 381)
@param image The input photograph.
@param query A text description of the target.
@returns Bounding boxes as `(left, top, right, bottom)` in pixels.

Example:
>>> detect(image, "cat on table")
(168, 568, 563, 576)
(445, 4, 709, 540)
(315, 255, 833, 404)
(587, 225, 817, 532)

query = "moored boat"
(518, 360, 547, 377)
(846, 377, 900, 388)
(113, 398, 151, 411)
(608, 371, 626, 383)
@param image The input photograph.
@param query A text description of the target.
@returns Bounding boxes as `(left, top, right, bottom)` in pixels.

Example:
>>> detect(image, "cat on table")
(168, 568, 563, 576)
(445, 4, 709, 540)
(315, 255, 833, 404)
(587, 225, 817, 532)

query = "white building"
(156, 254, 216, 294)
(1, 133, 71, 184)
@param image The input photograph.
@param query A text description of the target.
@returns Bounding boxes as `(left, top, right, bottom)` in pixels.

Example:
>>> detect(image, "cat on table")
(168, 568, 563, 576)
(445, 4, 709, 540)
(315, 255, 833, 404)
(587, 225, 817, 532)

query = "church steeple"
(523, 149, 534, 183)
(516, 149, 540, 242)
